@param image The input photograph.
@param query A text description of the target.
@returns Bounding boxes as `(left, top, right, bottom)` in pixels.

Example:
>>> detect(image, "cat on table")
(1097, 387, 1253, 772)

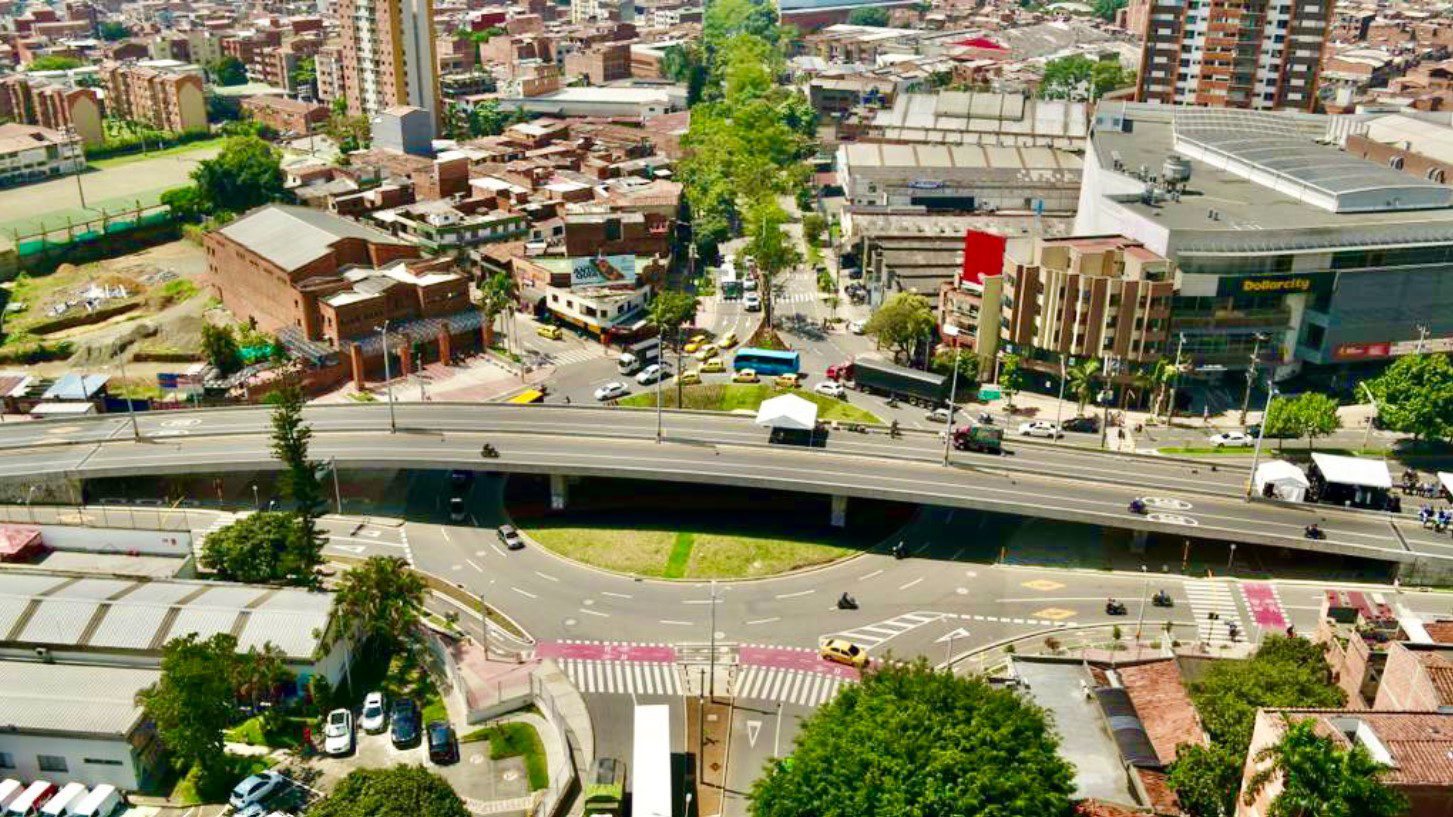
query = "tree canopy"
(750, 661, 1076, 817)
(29, 55, 83, 71)
(136, 633, 243, 781)
(865, 292, 935, 364)
(1364, 353, 1453, 442)
(269, 383, 325, 584)
(98, 21, 130, 40)
(332, 556, 426, 655)
(1168, 636, 1344, 817)
(191, 136, 284, 214)
(932, 345, 979, 387)
(310, 766, 469, 817)
(1038, 55, 1133, 100)
(201, 323, 244, 375)
(847, 6, 891, 25)
(1244, 718, 1406, 817)
(199, 511, 306, 583)
(1260, 392, 1342, 448)
(209, 56, 248, 86)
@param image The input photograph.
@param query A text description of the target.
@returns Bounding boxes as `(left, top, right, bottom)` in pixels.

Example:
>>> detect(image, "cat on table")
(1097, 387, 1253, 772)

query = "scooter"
(1105, 599, 1128, 615)
(1128, 499, 1148, 515)
(1152, 590, 1173, 608)
(978, 412, 994, 425)
(837, 593, 859, 610)
(893, 541, 908, 559)
(481, 443, 500, 459)
(1304, 524, 1325, 540)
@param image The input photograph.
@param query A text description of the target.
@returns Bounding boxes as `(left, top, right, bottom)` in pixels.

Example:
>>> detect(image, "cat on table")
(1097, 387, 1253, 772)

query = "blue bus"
(733, 347, 801, 375)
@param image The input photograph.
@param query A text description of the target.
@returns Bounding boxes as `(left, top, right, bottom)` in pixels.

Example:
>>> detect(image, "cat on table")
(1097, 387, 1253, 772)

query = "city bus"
(732, 347, 801, 376)
(631, 705, 671, 817)
(582, 757, 626, 817)
(507, 389, 545, 404)
(719, 267, 742, 300)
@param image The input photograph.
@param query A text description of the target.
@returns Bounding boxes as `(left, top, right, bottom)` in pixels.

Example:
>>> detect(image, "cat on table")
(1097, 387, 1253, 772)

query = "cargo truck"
(849, 357, 949, 407)
(952, 425, 1003, 454)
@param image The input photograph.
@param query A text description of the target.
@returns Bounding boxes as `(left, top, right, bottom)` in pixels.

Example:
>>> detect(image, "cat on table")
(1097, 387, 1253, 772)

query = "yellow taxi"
(684, 334, 709, 353)
(700, 357, 726, 373)
(694, 344, 719, 361)
(679, 370, 703, 386)
(732, 368, 759, 383)
(820, 638, 869, 668)
(774, 372, 803, 389)
(536, 325, 563, 340)
(718, 331, 738, 349)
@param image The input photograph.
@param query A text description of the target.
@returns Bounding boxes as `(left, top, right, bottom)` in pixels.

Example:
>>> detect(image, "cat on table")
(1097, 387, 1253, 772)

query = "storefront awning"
(1311, 453, 1392, 489)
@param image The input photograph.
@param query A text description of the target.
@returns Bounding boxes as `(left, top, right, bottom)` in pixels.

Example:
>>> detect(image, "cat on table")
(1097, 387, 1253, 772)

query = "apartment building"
(338, 0, 441, 125)
(241, 95, 329, 134)
(0, 75, 102, 148)
(1135, 0, 1332, 111)
(0, 123, 84, 188)
(99, 61, 207, 134)
(315, 44, 344, 105)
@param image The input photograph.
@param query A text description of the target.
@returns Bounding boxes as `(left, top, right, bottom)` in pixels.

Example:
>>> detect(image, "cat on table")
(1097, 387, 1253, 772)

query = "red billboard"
(961, 230, 1006, 287)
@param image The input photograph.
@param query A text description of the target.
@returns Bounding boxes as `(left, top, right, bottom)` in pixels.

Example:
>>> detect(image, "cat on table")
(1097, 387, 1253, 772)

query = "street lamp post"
(707, 580, 718, 699)
(1244, 379, 1277, 500)
(1167, 334, 1186, 425)
(376, 321, 397, 433)
(1238, 333, 1266, 426)
(114, 361, 140, 441)
(251, 484, 260, 510)
(1053, 358, 1068, 445)
(1227, 542, 1237, 570)
(330, 456, 343, 514)
(940, 325, 961, 466)
(1360, 381, 1381, 454)
(655, 332, 664, 444)
(1135, 564, 1149, 643)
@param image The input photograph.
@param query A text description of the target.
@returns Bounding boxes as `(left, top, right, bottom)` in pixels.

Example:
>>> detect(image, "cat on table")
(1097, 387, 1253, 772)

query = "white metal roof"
(1439, 472, 1453, 497)
(755, 394, 819, 431)
(1310, 453, 1393, 489)
(0, 660, 157, 737)
(1255, 459, 1310, 487)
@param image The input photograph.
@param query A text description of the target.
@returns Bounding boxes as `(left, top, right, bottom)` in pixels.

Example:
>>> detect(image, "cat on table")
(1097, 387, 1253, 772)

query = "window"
(38, 755, 68, 773)
(0, 752, 13, 769)
(84, 758, 123, 766)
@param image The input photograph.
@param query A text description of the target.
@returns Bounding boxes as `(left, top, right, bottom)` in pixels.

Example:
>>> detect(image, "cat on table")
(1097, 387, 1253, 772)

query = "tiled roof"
(1117, 661, 1207, 765)
(1419, 652, 1453, 705)
(1272, 710, 1453, 787)
(1424, 620, 1453, 644)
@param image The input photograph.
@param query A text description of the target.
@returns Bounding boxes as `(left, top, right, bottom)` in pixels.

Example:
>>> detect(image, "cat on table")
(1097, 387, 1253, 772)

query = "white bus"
(631, 704, 672, 817)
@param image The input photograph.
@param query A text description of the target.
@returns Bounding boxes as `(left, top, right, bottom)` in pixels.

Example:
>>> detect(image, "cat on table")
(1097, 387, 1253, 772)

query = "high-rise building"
(1134, 0, 1332, 111)
(339, 0, 440, 127)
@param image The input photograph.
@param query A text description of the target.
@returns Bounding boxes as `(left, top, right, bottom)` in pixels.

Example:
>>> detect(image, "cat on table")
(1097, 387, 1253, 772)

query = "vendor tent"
(1254, 460, 1310, 503)
(755, 394, 819, 431)
(1439, 472, 1453, 500)
(1309, 453, 1392, 489)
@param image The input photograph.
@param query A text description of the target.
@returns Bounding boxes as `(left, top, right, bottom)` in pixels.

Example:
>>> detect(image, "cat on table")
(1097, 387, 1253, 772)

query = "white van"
(7, 781, 55, 817)
(38, 784, 85, 817)
(0, 781, 22, 811)
(65, 786, 122, 817)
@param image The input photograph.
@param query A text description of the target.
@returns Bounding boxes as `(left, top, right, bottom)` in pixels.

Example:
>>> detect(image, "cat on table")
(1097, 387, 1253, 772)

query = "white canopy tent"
(1439, 472, 1453, 499)
(1309, 453, 1393, 489)
(755, 393, 819, 431)
(1254, 460, 1311, 503)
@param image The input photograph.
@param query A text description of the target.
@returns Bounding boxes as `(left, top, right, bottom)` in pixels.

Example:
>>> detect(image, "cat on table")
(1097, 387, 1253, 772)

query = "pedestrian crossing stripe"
(558, 660, 682, 696)
(733, 665, 848, 707)
(829, 611, 948, 647)
(1184, 579, 1244, 645)
(541, 348, 598, 366)
(550, 640, 672, 647)
(964, 614, 1075, 628)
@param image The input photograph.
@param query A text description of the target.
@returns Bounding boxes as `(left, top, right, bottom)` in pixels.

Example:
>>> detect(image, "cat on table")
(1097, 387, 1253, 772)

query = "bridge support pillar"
(830, 494, 847, 528)
(550, 474, 569, 511)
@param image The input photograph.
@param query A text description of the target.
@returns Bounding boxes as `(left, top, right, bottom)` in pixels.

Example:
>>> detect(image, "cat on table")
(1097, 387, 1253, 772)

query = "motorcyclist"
(890, 419, 901, 438)
(1129, 498, 1147, 514)
(481, 443, 498, 458)
(1305, 523, 1323, 539)
(838, 592, 857, 609)
(893, 540, 907, 559)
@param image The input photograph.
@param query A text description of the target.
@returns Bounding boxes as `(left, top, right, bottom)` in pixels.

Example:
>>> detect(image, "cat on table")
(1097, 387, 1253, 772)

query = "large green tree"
(1290, 391, 1341, 451)
(477, 270, 518, 350)
(649, 290, 700, 403)
(932, 346, 979, 388)
(864, 291, 935, 365)
(1364, 353, 1453, 442)
(200, 511, 300, 583)
(136, 633, 241, 784)
(192, 136, 284, 214)
(1243, 718, 1407, 817)
(751, 661, 1075, 817)
(1038, 55, 1132, 100)
(1000, 353, 1025, 410)
(209, 56, 248, 86)
(331, 556, 426, 655)
(310, 766, 469, 817)
(269, 383, 325, 584)
(847, 6, 890, 25)
(201, 323, 244, 375)
(745, 198, 802, 330)
(1167, 637, 1345, 817)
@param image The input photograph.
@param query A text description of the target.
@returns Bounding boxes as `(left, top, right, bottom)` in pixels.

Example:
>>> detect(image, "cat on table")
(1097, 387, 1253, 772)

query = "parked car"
(635, 364, 670, 385)
(360, 691, 387, 733)
(848, 319, 867, 335)
(718, 331, 738, 349)
(536, 325, 563, 341)
(594, 382, 630, 401)
(814, 381, 847, 399)
(390, 699, 422, 748)
(229, 772, 290, 811)
(683, 335, 709, 353)
(700, 358, 726, 373)
(7, 782, 54, 817)
(679, 370, 702, 386)
(774, 372, 803, 389)
(743, 293, 762, 312)
(497, 524, 525, 550)
(324, 708, 354, 756)
(1209, 431, 1253, 448)
(1017, 421, 1063, 439)
(67, 785, 124, 817)
(733, 369, 759, 383)
(1062, 416, 1099, 433)
(427, 721, 460, 765)
(693, 344, 719, 362)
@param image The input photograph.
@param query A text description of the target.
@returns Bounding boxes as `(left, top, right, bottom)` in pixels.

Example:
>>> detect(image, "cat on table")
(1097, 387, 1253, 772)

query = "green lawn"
(87, 136, 227, 169)
(619, 383, 881, 424)
(461, 722, 549, 790)
(171, 753, 274, 805)
(224, 714, 308, 750)
(523, 521, 855, 579)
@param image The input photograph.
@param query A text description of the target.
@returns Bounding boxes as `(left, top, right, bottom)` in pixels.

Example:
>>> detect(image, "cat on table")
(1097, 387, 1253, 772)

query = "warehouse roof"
(840, 142, 1082, 173)
(219, 204, 409, 272)
(0, 571, 335, 660)
(0, 660, 157, 737)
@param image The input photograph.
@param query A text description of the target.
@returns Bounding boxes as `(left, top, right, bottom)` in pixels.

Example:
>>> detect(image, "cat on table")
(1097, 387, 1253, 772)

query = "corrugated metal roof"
(19, 597, 98, 644)
(0, 661, 156, 736)
(218, 204, 408, 272)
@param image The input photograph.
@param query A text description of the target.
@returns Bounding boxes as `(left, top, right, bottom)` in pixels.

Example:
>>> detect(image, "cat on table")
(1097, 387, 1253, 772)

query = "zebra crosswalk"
(830, 611, 947, 648)
(733, 665, 849, 707)
(1184, 579, 1245, 646)
(558, 660, 682, 696)
(772, 291, 819, 305)
(537, 347, 600, 367)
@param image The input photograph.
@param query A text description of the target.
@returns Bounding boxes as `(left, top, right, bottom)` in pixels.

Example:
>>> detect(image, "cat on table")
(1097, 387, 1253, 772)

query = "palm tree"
(1244, 718, 1406, 817)
(331, 556, 426, 657)
(233, 642, 291, 712)
(1147, 357, 1177, 421)
(1067, 358, 1101, 416)
(477, 270, 517, 353)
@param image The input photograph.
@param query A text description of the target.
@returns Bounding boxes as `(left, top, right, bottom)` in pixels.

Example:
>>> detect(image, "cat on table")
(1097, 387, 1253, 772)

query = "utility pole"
(376, 321, 397, 433)
(1053, 357, 1068, 444)
(1359, 381, 1380, 454)
(1244, 379, 1277, 500)
(1238, 333, 1265, 426)
(1134, 564, 1149, 643)
(330, 456, 343, 514)
(1166, 334, 1186, 426)
(941, 325, 961, 466)
(115, 361, 140, 441)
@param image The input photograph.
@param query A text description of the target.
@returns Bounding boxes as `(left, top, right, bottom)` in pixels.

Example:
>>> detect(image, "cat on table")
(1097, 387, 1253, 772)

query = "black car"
(450, 470, 474, 492)
(427, 721, 459, 765)
(497, 524, 524, 550)
(390, 699, 421, 748)
(1062, 416, 1099, 433)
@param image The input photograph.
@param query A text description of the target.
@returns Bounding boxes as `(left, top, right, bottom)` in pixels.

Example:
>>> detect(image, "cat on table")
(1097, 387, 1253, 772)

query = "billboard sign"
(1215, 273, 1332, 298)
(1335, 336, 1453, 360)
(961, 229, 1006, 288)
(571, 255, 638, 289)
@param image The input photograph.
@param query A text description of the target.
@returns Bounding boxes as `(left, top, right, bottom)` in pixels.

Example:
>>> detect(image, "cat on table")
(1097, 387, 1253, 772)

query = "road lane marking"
(747, 617, 781, 625)
(898, 577, 923, 590)
(600, 591, 633, 599)
(858, 569, 883, 581)
(659, 619, 693, 626)
(579, 608, 610, 618)
(535, 571, 560, 582)
(465, 559, 484, 573)
(775, 589, 815, 599)
(511, 587, 538, 598)
(489, 543, 506, 557)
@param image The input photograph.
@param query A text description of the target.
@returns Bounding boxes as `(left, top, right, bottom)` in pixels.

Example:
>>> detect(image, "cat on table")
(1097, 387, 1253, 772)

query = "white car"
(1018, 421, 1063, 439)
(743, 292, 762, 312)
(360, 691, 387, 733)
(595, 381, 630, 401)
(323, 708, 354, 756)
(926, 407, 954, 423)
(1209, 431, 1254, 448)
(744, 276, 758, 291)
(848, 319, 867, 335)
(635, 364, 670, 385)
(814, 380, 847, 399)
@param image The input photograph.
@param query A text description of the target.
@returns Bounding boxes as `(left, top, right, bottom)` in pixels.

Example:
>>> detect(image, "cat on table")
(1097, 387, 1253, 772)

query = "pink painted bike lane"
(1241, 583, 1288, 631)
(536, 641, 677, 662)
(739, 645, 862, 680)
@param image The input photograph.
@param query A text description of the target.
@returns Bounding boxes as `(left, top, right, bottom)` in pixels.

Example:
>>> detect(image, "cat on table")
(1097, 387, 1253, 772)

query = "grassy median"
(619, 383, 881, 424)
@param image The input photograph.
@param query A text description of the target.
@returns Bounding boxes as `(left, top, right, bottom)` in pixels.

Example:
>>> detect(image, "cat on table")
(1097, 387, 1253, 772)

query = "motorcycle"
(1105, 599, 1128, 616)
(978, 412, 994, 425)
(1152, 591, 1173, 608)
(480, 443, 500, 459)
(1128, 499, 1148, 515)
(890, 421, 901, 439)
(837, 592, 859, 610)
(886, 397, 900, 408)
(1304, 524, 1325, 540)
(892, 541, 908, 559)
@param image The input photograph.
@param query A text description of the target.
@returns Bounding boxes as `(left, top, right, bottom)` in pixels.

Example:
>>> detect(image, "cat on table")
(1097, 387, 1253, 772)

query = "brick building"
(99, 62, 207, 134)
(563, 42, 631, 85)
(0, 75, 102, 147)
(241, 95, 329, 135)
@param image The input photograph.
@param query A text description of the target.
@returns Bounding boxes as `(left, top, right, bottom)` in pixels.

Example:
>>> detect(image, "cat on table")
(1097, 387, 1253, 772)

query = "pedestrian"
(1202, 406, 1210, 424)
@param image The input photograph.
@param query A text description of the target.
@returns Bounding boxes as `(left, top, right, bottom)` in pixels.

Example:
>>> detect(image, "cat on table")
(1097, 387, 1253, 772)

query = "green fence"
(15, 206, 175, 258)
